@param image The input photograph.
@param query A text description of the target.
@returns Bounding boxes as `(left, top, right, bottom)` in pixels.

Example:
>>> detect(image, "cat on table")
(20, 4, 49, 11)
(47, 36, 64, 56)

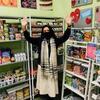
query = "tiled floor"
(35, 95, 61, 100)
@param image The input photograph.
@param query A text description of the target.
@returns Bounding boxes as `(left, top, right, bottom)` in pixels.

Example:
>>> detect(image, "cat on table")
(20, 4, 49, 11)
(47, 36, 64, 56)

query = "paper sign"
(95, 6, 100, 27)
(70, 8, 92, 28)
(83, 0, 88, 3)
(71, 0, 92, 7)
(81, 9, 92, 18)
(86, 43, 96, 60)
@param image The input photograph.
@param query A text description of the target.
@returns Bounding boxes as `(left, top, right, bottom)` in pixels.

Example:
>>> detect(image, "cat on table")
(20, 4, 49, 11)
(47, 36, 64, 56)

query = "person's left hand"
(21, 17, 28, 31)
(65, 16, 73, 26)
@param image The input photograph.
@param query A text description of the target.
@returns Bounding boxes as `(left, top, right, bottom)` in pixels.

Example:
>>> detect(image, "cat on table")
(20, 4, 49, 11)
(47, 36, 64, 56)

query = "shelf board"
(24, 96, 30, 100)
(67, 59, 82, 65)
(0, 40, 22, 43)
(96, 43, 100, 45)
(91, 81, 100, 87)
(71, 27, 93, 30)
(64, 84, 85, 98)
(67, 40, 88, 44)
(0, 60, 28, 66)
(0, 79, 29, 89)
(66, 59, 89, 68)
(32, 25, 62, 28)
(51, 25, 62, 28)
(66, 59, 73, 62)
(94, 63, 100, 66)
(73, 60, 82, 65)
(67, 43, 86, 48)
(71, 27, 100, 30)
(65, 70, 87, 81)
(7, 83, 29, 94)
(67, 40, 100, 45)
(66, 56, 89, 63)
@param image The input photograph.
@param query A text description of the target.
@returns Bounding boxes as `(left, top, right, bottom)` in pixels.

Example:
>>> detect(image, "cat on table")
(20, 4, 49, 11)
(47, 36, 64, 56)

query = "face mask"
(43, 32, 51, 39)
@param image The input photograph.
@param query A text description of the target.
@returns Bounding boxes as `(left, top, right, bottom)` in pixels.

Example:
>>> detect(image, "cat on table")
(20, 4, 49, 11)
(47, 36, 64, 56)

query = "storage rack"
(88, 28, 100, 100)
(88, 61, 100, 100)
(61, 27, 94, 100)
(0, 16, 31, 100)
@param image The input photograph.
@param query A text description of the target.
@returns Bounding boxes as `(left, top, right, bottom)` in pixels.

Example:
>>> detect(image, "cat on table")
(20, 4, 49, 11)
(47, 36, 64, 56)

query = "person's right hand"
(21, 17, 28, 31)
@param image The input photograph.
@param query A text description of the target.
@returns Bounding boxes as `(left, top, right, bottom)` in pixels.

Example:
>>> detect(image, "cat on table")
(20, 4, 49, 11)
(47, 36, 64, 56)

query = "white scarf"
(37, 38, 58, 97)
(41, 38, 57, 76)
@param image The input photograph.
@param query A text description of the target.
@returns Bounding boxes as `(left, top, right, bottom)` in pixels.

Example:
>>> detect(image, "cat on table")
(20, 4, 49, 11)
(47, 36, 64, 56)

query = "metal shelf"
(65, 70, 87, 81)
(67, 40, 100, 46)
(67, 43, 86, 48)
(0, 60, 28, 66)
(7, 83, 29, 93)
(0, 79, 29, 90)
(62, 27, 91, 100)
(0, 40, 23, 43)
(67, 40, 89, 44)
(0, 16, 62, 20)
(66, 56, 89, 63)
(91, 81, 100, 87)
(64, 84, 85, 98)
(94, 63, 100, 66)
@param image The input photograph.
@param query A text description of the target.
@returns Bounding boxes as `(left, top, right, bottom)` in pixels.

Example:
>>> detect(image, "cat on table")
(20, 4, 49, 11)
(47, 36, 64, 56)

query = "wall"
(0, 0, 54, 17)
(0, 0, 100, 21)
(0, 7, 53, 17)
(54, 0, 100, 27)
(53, 0, 72, 18)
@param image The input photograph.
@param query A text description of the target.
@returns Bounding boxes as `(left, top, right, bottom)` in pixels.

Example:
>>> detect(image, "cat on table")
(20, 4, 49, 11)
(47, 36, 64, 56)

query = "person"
(21, 16, 72, 100)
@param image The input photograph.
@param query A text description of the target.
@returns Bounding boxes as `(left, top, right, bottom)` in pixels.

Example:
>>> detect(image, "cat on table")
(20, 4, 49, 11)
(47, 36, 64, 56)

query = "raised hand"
(21, 17, 28, 31)
(65, 16, 73, 26)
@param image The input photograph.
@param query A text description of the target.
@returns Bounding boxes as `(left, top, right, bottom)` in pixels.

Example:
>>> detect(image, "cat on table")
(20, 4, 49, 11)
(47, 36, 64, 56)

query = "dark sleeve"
(23, 30, 40, 45)
(56, 26, 71, 46)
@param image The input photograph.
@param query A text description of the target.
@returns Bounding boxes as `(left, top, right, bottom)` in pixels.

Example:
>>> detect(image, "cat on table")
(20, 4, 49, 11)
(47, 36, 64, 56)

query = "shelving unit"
(88, 28, 100, 100)
(0, 17, 31, 100)
(88, 61, 100, 100)
(61, 28, 93, 100)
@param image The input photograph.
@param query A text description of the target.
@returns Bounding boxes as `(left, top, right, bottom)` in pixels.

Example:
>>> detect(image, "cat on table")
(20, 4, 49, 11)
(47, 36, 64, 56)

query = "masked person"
(21, 16, 72, 99)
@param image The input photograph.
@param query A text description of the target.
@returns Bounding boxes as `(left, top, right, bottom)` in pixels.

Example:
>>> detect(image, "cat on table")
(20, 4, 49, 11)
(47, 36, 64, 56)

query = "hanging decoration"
(70, 8, 92, 28)
(71, 0, 92, 7)
(38, 0, 53, 10)
(21, 0, 37, 9)
(70, 8, 80, 23)
(0, 0, 17, 7)
(95, 6, 100, 27)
